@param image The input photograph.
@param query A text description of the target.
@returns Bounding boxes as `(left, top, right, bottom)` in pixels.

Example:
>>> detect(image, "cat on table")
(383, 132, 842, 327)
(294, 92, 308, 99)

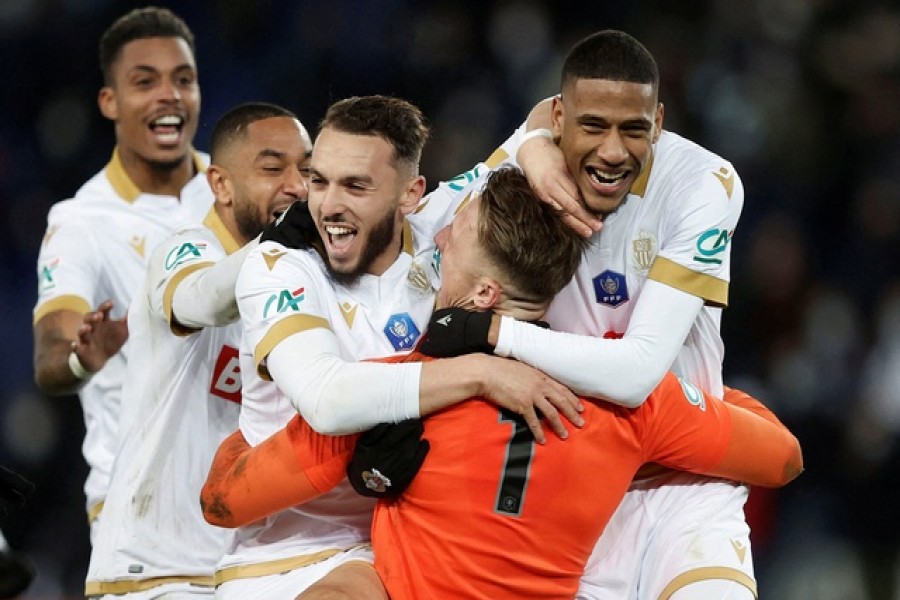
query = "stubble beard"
(325, 210, 397, 287)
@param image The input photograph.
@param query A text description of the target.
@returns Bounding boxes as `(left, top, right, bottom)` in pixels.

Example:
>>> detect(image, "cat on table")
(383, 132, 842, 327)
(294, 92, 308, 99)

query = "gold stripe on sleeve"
(33, 295, 92, 325)
(86, 500, 104, 524)
(162, 262, 215, 336)
(648, 256, 729, 308)
(254, 314, 332, 380)
(658, 566, 757, 599)
(483, 147, 509, 169)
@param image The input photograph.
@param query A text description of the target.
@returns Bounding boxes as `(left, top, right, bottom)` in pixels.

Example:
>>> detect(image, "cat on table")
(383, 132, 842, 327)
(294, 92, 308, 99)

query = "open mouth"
(149, 114, 184, 145)
(324, 224, 357, 251)
(586, 166, 628, 190)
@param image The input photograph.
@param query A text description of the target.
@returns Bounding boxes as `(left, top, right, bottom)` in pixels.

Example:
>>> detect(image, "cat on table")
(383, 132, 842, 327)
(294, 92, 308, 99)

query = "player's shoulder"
(655, 131, 735, 174)
(245, 241, 327, 277)
(649, 131, 741, 206)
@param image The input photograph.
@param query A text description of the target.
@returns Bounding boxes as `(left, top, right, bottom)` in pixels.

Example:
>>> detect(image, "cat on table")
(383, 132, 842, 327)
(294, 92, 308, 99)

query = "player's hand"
(517, 135, 601, 237)
(478, 356, 584, 444)
(71, 300, 128, 374)
(260, 200, 321, 250)
(347, 420, 430, 499)
(419, 308, 494, 357)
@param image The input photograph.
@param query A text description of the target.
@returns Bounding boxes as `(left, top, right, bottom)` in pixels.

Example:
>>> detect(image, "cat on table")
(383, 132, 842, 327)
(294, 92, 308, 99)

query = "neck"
(119, 148, 195, 198)
(493, 296, 548, 322)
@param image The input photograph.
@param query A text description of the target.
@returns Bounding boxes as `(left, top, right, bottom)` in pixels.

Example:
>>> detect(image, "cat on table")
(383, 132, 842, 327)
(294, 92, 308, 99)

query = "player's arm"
(167, 238, 259, 331)
(200, 416, 356, 528)
(648, 376, 803, 487)
(267, 329, 582, 444)
(715, 386, 804, 486)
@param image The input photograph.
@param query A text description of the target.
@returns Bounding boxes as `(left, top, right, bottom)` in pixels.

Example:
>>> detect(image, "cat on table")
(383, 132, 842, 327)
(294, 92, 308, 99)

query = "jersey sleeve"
(200, 417, 356, 528)
(146, 228, 224, 336)
(33, 209, 102, 323)
(649, 161, 744, 307)
(235, 242, 333, 380)
(640, 373, 802, 487)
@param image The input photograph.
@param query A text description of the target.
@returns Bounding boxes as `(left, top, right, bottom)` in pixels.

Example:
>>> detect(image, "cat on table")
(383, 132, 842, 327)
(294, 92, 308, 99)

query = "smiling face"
(307, 127, 424, 284)
(98, 36, 200, 172)
(208, 116, 313, 245)
(553, 77, 663, 215)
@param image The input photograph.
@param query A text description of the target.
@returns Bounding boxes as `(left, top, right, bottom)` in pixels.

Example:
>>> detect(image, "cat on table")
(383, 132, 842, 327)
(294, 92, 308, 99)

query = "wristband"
(520, 128, 553, 144)
(68, 351, 94, 381)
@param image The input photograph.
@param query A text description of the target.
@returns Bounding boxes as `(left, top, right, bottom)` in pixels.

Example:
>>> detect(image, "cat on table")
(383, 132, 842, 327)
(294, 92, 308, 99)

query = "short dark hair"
(561, 29, 658, 92)
(209, 102, 297, 162)
(319, 95, 430, 174)
(99, 7, 196, 85)
(478, 168, 586, 304)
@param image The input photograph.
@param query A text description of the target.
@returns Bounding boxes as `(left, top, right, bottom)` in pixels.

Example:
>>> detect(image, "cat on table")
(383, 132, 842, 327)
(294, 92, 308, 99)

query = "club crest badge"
(632, 230, 657, 274)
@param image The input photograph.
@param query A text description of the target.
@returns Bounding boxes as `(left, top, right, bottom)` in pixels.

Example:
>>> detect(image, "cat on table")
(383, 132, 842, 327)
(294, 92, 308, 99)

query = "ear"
(652, 102, 665, 144)
(399, 175, 427, 216)
(551, 95, 564, 138)
(206, 165, 234, 207)
(98, 86, 117, 121)
(472, 276, 502, 310)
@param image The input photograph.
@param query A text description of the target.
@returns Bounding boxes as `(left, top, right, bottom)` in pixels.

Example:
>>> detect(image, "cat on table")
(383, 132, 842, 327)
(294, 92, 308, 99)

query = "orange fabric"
(200, 424, 354, 528)
(201, 352, 799, 598)
(371, 369, 797, 600)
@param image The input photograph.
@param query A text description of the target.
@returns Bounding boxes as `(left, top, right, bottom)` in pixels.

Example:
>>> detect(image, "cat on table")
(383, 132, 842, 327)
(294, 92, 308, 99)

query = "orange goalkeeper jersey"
(201, 355, 801, 599)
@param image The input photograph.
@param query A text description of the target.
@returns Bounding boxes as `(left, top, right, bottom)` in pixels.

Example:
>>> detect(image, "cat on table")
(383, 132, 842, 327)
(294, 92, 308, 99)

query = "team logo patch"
(632, 230, 657, 273)
(384, 312, 421, 351)
(693, 228, 731, 265)
(263, 287, 305, 318)
(677, 377, 707, 412)
(164, 241, 208, 270)
(361, 468, 392, 493)
(407, 260, 433, 295)
(38, 258, 60, 294)
(130, 235, 146, 258)
(713, 166, 735, 199)
(593, 270, 629, 308)
(340, 301, 358, 328)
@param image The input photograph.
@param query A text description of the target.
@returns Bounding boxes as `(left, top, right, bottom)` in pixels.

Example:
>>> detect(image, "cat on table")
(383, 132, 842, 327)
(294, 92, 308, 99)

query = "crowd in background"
(0, 0, 898, 597)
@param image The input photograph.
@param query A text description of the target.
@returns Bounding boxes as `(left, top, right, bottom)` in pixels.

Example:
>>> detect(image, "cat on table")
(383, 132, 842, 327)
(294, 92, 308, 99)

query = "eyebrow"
(256, 149, 286, 160)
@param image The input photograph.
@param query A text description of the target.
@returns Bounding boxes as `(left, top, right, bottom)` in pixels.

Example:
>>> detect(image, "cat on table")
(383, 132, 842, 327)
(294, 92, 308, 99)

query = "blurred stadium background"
(1, 0, 899, 598)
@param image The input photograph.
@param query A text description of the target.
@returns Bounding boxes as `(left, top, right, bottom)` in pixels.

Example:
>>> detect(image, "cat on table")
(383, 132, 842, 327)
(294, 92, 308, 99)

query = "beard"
(325, 209, 396, 287)
(234, 199, 268, 242)
(146, 153, 190, 172)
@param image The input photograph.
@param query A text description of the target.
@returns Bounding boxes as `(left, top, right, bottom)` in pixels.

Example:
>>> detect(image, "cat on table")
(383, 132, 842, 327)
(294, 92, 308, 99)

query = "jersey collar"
(105, 147, 207, 203)
(203, 206, 242, 255)
(629, 149, 654, 198)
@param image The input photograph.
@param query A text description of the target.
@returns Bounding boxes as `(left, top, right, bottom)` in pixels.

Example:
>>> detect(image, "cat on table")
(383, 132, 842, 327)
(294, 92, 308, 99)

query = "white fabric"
(220, 165, 473, 579)
(172, 237, 258, 328)
(87, 212, 241, 586)
(495, 280, 703, 406)
(494, 128, 750, 597)
(33, 151, 212, 514)
(267, 329, 421, 434)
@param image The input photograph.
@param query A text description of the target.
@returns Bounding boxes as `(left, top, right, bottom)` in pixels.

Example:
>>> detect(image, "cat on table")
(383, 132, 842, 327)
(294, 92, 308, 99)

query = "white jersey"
(218, 174, 472, 583)
(85, 208, 242, 594)
(33, 149, 213, 516)
(546, 130, 741, 395)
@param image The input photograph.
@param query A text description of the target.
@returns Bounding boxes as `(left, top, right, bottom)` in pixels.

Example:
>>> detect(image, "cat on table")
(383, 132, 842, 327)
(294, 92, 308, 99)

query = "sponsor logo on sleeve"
(164, 241, 208, 270)
(446, 165, 485, 192)
(263, 287, 305, 318)
(693, 228, 731, 265)
(677, 378, 707, 412)
(592, 270, 629, 308)
(384, 312, 421, 351)
(38, 258, 60, 294)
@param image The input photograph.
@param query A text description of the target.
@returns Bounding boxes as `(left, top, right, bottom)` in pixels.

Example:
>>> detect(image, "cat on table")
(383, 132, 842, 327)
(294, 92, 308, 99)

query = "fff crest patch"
(593, 270, 629, 308)
(384, 312, 421, 351)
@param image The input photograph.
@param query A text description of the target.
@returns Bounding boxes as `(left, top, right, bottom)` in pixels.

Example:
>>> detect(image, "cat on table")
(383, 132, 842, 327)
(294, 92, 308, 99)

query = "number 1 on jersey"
(495, 409, 536, 517)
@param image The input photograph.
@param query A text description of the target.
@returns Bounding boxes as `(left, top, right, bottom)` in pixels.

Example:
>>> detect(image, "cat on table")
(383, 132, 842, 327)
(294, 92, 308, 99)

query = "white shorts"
(577, 474, 755, 600)
(215, 546, 374, 599)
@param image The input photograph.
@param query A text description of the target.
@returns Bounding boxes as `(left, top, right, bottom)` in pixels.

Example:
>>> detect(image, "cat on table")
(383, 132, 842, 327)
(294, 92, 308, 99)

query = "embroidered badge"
(407, 260, 433, 296)
(632, 230, 657, 274)
(362, 468, 391, 493)
(593, 270, 629, 308)
(384, 312, 421, 351)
